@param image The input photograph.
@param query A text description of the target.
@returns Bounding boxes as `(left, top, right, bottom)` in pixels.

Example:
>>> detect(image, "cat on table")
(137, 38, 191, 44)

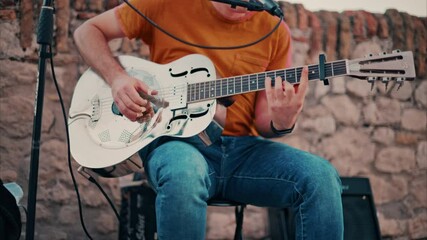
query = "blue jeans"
(139, 125, 344, 240)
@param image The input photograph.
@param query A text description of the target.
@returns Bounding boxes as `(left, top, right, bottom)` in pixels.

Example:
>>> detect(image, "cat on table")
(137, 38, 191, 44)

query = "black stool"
(207, 199, 247, 240)
(119, 176, 249, 240)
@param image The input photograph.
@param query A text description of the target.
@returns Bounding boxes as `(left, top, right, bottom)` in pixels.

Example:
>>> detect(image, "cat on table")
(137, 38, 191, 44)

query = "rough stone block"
(0, 9, 16, 20)
(415, 80, 427, 107)
(375, 147, 416, 173)
(19, 0, 33, 49)
(401, 108, 427, 131)
(321, 95, 360, 125)
(370, 174, 408, 204)
(416, 141, 427, 169)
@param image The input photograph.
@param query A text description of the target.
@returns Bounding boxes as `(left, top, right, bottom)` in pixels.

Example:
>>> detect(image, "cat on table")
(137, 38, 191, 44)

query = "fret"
(241, 75, 243, 93)
(210, 81, 215, 98)
(195, 82, 200, 100)
(187, 84, 190, 101)
(200, 82, 205, 100)
(228, 77, 234, 95)
(265, 71, 275, 86)
(242, 75, 249, 92)
(277, 70, 285, 81)
(258, 73, 266, 89)
(296, 67, 302, 83)
(271, 70, 277, 82)
(204, 81, 209, 99)
(190, 83, 195, 102)
(332, 62, 335, 76)
(235, 76, 242, 94)
(201, 82, 203, 100)
(223, 78, 228, 96)
(308, 65, 318, 80)
(215, 79, 221, 97)
(283, 69, 287, 82)
(285, 69, 295, 84)
(197, 82, 201, 101)
(294, 68, 297, 83)
(201, 82, 204, 100)
(201, 82, 204, 99)
(205, 82, 209, 99)
(325, 63, 333, 78)
(249, 75, 257, 90)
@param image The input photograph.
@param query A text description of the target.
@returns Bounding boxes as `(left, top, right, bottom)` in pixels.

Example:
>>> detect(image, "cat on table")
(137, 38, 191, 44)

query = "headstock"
(347, 50, 416, 90)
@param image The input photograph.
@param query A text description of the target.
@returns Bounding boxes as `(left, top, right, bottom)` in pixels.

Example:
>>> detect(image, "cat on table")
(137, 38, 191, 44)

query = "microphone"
(260, 0, 284, 18)
(211, 0, 284, 18)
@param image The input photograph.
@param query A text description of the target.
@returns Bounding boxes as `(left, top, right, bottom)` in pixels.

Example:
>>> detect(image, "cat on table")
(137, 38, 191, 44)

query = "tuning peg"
(367, 77, 376, 90)
(365, 53, 374, 58)
(370, 82, 375, 91)
(381, 77, 390, 90)
(396, 82, 404, 91)
(392, 49, 401, 53)
(395, 77, 404, 83)
(395, 77, 405, 91)
(380, 51, 387, 55)
(385, 82, 390, 90)
(367, 76, 377, 83)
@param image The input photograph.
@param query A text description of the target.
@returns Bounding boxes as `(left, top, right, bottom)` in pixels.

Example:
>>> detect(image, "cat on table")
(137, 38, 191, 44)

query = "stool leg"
(234, 205, 245, 240)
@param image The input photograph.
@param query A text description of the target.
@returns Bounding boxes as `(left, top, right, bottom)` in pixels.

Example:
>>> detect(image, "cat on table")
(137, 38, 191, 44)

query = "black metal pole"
(26, 1, 54, 239)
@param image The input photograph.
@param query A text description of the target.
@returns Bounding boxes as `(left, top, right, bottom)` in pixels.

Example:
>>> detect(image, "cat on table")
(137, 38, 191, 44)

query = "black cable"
(48, 45, 93, 240)
(122, 0, 283, 50)
(50, 46, 121, 238)
(88, 176, 120, 220)
(19, 205, 28, 221)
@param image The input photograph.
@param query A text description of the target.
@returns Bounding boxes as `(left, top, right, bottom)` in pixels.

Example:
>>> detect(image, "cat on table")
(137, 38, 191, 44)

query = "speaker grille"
(343, 195, 380, 240)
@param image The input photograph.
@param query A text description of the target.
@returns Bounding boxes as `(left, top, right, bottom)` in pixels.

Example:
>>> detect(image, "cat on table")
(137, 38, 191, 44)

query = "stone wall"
(0, 0, 426, 239)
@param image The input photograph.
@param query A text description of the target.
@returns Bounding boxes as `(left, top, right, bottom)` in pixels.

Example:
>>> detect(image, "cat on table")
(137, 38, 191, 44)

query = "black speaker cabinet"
(118, 183, 157, 240)
(268, 177, 381, 240)
(341, 177, 381, 240)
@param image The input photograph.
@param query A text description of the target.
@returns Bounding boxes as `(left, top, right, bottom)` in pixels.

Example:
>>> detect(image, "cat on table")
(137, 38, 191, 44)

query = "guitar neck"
(187, 59, 348, 103)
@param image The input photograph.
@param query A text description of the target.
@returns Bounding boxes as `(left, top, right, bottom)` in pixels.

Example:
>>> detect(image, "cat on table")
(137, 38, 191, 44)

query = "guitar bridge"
(91, 95, 101, 122)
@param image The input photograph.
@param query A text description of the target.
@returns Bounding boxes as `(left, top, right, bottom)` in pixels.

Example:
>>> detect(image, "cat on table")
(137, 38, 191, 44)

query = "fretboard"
(187, 60, 348, 103)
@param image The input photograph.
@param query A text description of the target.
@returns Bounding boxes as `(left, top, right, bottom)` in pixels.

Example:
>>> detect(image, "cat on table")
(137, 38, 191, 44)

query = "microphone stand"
(26, 0, 54, 239)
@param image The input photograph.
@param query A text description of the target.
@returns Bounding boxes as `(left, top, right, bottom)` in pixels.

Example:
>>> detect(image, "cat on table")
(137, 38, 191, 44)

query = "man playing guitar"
(73, 0, 344, 239)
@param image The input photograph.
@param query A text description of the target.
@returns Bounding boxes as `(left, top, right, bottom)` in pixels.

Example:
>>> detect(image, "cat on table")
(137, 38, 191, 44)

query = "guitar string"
(96, 63, 348, 104)
(99, 62, 347, 98)
(98, 70, 348, 105)
(119, 62, 347, 98)
(98, 71, 349, 106)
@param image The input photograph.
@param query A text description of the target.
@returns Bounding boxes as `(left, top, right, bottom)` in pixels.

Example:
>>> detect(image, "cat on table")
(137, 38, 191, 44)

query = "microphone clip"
(211, 0, 284, 18)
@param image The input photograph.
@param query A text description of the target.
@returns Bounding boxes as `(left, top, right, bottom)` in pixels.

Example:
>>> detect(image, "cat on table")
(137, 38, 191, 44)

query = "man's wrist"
(270, 121, 295, 136)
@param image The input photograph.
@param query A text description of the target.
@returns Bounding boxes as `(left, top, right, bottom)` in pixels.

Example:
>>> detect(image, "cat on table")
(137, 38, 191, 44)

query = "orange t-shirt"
(116, 0, 292, 136)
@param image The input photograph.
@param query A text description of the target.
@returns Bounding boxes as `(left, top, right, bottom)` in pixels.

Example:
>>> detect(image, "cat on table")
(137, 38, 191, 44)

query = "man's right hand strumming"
(110, 73, 155, 122)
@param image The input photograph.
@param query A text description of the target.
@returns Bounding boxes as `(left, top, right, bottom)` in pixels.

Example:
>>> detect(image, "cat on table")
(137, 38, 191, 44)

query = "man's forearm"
(73, 23, 126, 85)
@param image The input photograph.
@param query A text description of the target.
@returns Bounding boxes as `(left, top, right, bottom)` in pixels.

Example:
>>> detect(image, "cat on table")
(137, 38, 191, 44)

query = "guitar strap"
(197, 120, 224, 147)
(217, 96, 235, 107)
